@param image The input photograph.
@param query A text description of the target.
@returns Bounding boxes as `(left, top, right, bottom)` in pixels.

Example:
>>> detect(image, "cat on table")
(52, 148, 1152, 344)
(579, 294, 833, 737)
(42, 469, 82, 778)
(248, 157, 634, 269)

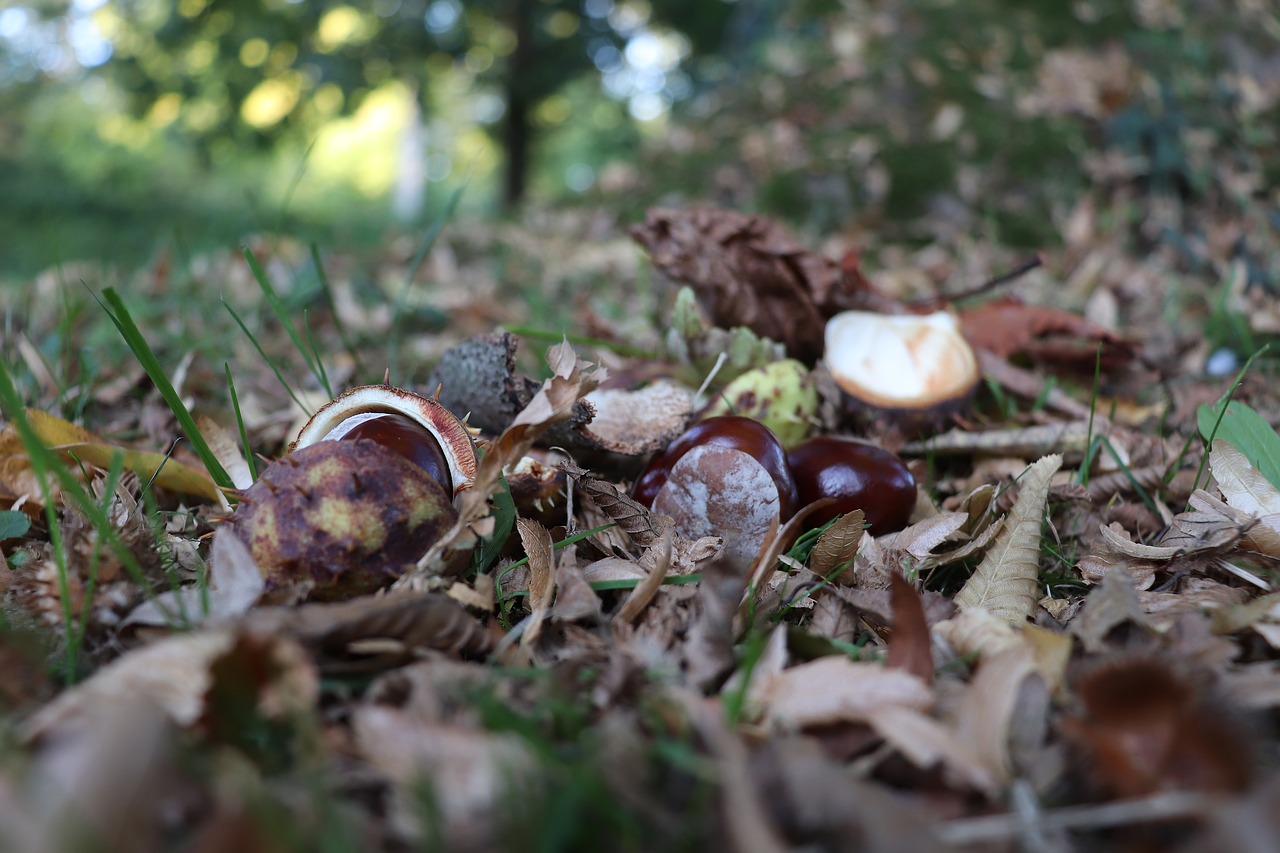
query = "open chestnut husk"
(823, 309, 978, 429)
(231, 440, 460, 602)
(292, 384, 477, 497)
(232, 385, 479, 601)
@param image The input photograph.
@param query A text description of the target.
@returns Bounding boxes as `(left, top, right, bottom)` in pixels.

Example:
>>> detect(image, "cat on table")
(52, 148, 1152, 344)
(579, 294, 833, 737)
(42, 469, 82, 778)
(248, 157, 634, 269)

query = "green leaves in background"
(1198, 399, 1280, 490)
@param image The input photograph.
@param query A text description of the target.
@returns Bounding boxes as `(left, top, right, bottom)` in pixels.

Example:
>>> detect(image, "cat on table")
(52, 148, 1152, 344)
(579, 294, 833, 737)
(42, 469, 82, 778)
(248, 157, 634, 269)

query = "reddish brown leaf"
(886, 573, 934, 684)
(959, 296, 1135, 370)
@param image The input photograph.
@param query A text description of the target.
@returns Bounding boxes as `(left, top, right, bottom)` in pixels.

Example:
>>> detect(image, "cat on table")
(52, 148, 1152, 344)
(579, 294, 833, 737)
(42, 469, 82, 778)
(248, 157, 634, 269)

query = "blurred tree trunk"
(503, 0, 533, 208)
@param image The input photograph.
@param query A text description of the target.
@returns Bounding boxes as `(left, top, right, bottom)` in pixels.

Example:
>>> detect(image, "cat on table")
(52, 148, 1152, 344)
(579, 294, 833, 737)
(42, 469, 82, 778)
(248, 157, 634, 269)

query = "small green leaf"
(0, 510, 30, 540)
(472, 476, 517, 575)
(1197, 399, 1280, 490)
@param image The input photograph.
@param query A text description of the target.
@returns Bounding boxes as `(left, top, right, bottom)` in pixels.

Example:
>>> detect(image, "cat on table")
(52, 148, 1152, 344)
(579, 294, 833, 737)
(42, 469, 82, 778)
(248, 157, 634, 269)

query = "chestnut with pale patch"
(652, 444, 781, 571)
(824, 309, 979, 421)
(230, 440, 459, 603)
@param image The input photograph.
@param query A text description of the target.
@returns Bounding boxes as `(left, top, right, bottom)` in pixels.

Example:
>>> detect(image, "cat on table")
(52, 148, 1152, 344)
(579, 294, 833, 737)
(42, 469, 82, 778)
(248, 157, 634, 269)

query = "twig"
(936, 791, 1214, 846)
(912, 254, 1045, 310)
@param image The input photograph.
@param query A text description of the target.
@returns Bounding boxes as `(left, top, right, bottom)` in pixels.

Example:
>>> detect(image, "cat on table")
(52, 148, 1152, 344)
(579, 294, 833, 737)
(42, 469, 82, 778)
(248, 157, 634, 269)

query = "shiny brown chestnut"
(786, 436, 915, 534)
(633, 415, 798, 517)
(324, 411, 454, 494)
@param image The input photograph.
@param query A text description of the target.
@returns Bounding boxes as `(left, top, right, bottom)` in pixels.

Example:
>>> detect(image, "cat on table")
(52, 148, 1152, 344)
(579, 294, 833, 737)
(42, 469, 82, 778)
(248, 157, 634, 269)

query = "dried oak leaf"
(630, 207, 863, 362)
(959, 296, 1136, 371)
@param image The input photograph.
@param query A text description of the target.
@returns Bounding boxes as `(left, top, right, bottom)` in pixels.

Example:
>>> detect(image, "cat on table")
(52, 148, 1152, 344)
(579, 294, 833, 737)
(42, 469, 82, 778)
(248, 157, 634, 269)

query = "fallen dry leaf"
(959, 295, 1135, 370)
(954, 454, 1063, 623)
(122, 529, 265, 629)
(630, 207, 860, 362)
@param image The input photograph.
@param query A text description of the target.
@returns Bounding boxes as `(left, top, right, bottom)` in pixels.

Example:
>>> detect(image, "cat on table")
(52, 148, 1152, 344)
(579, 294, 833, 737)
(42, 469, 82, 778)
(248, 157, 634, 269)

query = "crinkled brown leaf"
(245, 592, 494, 672)
(959, 295, 1135, 369)
(954, 454, 1062, 624)
(24, 626, 316, 741)
(122, 528, 265, 629)
(1155, 490, 1253, 554)
(630, 207, 860, 362)
(1099, 521, 1180, 560)
(807, 510, 865, 582)
(1068, 568, 1156, 654)
(887, 573, 934, 683)
(563, 461, 672, 547)
(517, 517, 555, 649)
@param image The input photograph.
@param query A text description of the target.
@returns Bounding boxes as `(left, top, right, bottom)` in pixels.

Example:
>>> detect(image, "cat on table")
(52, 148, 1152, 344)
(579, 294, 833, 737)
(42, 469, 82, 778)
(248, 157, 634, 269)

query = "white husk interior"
(824, 310, 977, 406)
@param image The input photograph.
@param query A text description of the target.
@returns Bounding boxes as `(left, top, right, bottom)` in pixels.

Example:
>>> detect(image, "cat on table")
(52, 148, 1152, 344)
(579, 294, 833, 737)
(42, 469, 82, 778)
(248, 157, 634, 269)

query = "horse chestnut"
(786, 436, 915, 534)
(633, 416, 798, 517)
(325, 411, 454, 495)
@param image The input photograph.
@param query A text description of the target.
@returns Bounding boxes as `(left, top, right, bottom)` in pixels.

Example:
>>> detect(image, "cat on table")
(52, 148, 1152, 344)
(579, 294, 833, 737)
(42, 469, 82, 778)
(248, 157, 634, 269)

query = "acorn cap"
(292, 385, 478, 496)
(823, 309, 979, 412)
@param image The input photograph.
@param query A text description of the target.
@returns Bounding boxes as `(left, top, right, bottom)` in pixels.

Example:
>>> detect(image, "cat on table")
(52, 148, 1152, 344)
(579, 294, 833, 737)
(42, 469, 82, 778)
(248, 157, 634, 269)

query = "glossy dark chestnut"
(786, 436, 915, 534)
(633, 416, 798, 517)
(330, 412, 453, 494)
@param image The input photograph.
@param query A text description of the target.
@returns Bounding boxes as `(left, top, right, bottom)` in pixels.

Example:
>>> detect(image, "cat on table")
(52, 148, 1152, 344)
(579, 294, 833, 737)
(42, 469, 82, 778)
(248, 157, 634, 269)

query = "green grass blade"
(225, 363, 257, 482)
(97, 288, 234, 491)
(223, 299, 314, 417)
(390, 183, 467, 379)
(241, 247, 332, 398)
(303, 309, 331, 398)
(310, 243, 364, 375)
(0, 361, 164, 680)
(1191, 345, 1270, 501)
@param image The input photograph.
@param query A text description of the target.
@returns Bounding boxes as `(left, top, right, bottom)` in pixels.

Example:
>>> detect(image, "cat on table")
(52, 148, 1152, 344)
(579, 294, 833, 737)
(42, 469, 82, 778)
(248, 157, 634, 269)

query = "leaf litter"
(10, 203, 1280, 852)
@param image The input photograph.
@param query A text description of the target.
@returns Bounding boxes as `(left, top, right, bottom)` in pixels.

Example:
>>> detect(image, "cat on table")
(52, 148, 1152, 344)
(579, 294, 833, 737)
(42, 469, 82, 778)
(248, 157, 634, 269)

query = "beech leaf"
(807, 510, 865, 580)
(954, 454, 1062, 624)
(1211, 439, 1280, 517)
(517, 518, 555, 648)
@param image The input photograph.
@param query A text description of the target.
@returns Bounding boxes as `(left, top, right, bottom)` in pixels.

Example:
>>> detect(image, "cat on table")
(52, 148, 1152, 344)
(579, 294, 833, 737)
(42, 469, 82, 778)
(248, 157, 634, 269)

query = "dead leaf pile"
(9, 194, 1280, 852)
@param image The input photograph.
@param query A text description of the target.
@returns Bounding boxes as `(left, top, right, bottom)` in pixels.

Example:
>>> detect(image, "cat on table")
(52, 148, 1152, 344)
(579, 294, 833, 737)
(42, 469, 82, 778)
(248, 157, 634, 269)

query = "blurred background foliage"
(1, 0, 1278, 280)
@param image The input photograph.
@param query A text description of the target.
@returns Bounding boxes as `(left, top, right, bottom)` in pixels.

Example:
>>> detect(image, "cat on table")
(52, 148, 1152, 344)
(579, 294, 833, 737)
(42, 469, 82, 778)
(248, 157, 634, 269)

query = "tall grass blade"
(310, 243, 364, 375)
(225, 363, 257, 482)
(97, 288, 234, 491)
(390, 183, 466, 379)
(0, 360, 163, 681)
(223, 299, 313, 417)
(241, 247, 332, 398)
